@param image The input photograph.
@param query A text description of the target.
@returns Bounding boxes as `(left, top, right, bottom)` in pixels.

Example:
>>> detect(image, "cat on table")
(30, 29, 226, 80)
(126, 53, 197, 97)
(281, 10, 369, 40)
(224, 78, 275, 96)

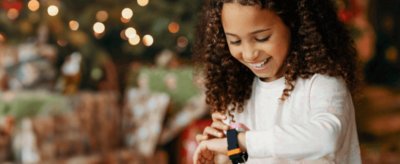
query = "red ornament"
(2, 0, 23, 11)
(337, 0, 362, 23)
(338, 9, 353, 23)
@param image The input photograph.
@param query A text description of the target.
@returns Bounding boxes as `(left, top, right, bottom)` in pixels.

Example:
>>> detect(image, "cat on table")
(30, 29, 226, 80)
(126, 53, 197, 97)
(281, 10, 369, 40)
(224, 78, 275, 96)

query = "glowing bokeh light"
(121, 8, 133, 19)
(47, 5, 59, 16)
(143, 35, 154, 46)
(28, 0, 40, 12)
(93, 22, 105, 34)
(7, 9, 19, 20)
(129, 35, 141, 46)
(177, 36, 189, 48)
(137, 0, 149, 7)
(125, 27, 137, 39)
(69, 20, 79, 31)
(168, 22, 180, 33)
(96, 10, 109, 22)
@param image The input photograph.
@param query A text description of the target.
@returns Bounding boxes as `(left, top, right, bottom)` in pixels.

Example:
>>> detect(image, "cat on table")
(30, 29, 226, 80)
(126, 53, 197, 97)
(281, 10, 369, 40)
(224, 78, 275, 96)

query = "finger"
(193, 146, 201, 164)
(203, 126, 224, 138)
(211, 112, 227, 121)
(196, 134, 208, 143)
(211, 121, 229, 131)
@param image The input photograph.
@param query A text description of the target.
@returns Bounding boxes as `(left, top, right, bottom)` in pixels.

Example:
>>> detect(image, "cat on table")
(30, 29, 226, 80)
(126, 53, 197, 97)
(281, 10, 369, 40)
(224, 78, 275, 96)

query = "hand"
(193, 138, 228, 164)
(196, 112, 230, 143)
(193, 140, 214, 164)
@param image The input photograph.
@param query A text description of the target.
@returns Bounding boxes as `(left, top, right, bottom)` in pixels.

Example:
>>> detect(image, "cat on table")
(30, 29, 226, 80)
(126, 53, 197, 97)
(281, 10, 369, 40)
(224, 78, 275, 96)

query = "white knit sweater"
(224, 74, 361, 164)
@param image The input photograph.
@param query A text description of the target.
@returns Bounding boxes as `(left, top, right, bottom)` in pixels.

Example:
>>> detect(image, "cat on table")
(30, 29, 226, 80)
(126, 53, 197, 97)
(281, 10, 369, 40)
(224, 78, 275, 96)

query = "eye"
(255, 36, 271, 42)
(229, 40, 241, 45)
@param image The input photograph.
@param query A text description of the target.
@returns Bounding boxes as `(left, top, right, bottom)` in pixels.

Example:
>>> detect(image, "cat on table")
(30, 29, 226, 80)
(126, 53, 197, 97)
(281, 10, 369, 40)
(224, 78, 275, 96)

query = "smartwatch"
(226, 129, 248, 164)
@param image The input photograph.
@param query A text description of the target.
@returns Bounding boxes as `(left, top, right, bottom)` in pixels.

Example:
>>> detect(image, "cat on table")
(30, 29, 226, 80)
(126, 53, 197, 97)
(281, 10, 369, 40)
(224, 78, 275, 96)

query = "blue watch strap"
(227, 129, 248, 163)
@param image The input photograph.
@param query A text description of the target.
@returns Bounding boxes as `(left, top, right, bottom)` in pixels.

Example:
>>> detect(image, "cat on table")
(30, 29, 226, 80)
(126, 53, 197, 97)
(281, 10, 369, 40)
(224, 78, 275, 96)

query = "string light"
(69, 20, 79, 31)
(121, 8, 133, 19)
(137, 0, 150, 7)
(129, 35, 141, 46)
(125, 27, 137, 39)
(143, 35, 154, 46)
(7, 9, 19, 20)
(96, 10, 109, 22)
(3, 1, 179, 51)
(28, 0, 40, 12)
(93, 22, 105, 34)
(168, 22, 180, 33)
(47, 5, 59, 16)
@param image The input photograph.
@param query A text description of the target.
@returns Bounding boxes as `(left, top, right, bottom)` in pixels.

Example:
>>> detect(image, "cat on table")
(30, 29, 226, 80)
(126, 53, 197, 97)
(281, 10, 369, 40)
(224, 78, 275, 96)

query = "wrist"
(237, 132, 247, 152)
(203, 138, 228, 154)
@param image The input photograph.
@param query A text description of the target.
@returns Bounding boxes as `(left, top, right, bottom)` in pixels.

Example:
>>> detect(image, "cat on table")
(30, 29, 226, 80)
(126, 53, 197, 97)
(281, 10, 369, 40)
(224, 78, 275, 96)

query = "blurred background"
(0, 0, 399, 163)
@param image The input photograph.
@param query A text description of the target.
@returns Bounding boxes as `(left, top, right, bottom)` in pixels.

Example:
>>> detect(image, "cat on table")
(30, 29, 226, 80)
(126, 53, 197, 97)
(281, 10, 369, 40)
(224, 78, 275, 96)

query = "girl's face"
(221, 3, 291, 82)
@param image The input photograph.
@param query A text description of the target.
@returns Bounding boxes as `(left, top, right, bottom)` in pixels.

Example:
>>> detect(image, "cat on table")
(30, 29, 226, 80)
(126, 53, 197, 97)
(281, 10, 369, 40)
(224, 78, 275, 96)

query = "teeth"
(249, 58, 268, 68)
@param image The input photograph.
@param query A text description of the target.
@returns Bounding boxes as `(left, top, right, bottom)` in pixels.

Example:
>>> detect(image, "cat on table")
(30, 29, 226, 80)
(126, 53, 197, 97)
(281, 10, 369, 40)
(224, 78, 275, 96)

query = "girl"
(193, 0, 361, 163)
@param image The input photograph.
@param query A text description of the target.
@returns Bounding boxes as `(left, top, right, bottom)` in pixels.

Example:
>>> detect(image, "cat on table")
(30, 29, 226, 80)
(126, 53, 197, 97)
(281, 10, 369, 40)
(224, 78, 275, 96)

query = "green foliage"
(138, 66, 200, 113)
(0, 91, 71, 121)
(0, 0, 202, 57)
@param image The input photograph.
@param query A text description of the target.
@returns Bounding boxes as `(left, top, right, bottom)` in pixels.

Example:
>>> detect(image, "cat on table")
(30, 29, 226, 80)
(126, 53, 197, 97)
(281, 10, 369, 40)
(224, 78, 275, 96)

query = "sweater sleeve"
(245, 75, 351, 160)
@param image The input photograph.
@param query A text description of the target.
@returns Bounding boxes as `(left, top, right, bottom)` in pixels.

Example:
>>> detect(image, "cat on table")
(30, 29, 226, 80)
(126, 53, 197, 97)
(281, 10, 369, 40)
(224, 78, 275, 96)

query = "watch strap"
(227, 129, 248, 163)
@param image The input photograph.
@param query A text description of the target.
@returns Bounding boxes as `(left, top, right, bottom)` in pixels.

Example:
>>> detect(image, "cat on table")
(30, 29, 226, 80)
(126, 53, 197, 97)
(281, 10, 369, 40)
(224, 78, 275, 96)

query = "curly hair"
(193, 0, 358, 115)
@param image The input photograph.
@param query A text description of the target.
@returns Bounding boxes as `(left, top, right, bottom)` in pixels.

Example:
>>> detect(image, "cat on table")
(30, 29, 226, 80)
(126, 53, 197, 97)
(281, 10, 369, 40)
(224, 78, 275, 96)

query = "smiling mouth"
(249, 57, 271, 69)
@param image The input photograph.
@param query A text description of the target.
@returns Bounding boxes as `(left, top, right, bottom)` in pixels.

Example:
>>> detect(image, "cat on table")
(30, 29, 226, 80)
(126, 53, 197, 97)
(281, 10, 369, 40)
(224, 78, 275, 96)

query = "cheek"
(271, 40, 290, 62)
(228, 47, 241, 60)
(272, 51, 287, 66)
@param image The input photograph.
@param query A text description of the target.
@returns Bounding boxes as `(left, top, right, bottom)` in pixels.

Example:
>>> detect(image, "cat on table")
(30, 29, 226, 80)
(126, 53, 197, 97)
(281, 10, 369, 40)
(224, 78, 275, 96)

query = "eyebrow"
(225, 28, 271, 37)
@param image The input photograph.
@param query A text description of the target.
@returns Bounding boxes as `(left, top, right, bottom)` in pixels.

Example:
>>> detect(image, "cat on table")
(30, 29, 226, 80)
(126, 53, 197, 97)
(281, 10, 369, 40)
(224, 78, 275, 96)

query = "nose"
(242, 44, 259, 62)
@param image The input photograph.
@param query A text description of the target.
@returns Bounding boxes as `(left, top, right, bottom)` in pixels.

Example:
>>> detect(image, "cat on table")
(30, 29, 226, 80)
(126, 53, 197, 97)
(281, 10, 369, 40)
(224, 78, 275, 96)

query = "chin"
(254, 72, 272, 78)
(256, 75, 271, 79)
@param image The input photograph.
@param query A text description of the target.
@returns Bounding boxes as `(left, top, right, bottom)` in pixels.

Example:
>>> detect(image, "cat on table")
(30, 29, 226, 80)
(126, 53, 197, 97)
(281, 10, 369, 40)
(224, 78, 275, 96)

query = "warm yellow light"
(47, 5, 59, 16)
(28, 0, 40, 12)
(121, 8, 133, 19)
(96, 10, 108, 22)
(168, 22, 180, 33)
(137, 0, 149, 7)
(129, 35, 141, 46)
(125, 27, 137, 39)
(69, 20, 79, 31)
(7, 8, 19, 20)
(143, 35, 154, 47)
(93, 22, 105, 34)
